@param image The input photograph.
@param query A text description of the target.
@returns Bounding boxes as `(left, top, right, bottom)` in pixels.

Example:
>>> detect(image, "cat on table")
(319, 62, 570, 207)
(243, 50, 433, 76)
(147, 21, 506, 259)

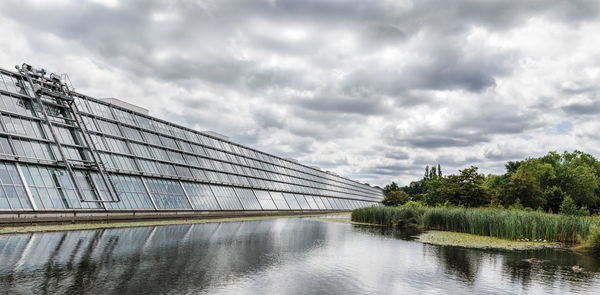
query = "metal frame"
(16, 64, 120, 203)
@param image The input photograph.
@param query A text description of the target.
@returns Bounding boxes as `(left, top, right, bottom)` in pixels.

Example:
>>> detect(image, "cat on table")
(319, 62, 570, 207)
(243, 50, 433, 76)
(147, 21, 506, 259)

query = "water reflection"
(0, 218, 599, 294)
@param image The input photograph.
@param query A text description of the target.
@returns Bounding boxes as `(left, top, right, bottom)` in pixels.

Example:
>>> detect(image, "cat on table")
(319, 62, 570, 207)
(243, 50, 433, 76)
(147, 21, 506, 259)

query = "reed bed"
(351, 205, 425, 228)
(351, 206, 600, 243)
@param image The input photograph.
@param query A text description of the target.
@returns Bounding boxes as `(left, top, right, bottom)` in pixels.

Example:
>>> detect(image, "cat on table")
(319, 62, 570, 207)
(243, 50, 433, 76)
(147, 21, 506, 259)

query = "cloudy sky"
(1, 0, 599, 187)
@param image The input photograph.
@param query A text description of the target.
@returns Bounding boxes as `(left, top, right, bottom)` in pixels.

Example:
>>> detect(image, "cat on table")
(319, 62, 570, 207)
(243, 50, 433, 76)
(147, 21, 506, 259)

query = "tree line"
(382, 150, 600, 216)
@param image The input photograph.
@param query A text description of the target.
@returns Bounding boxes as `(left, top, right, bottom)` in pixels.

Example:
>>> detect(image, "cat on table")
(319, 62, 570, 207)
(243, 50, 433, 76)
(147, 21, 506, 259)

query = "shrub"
(577, 206, 591, 217)
(559, 196, 578, 215)
(586, 226, 600, 254)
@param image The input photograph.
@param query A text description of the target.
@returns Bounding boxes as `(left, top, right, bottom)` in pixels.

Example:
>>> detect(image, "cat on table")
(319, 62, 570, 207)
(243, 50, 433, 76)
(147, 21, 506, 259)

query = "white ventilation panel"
(101, 97, 149, 115)
(202, 131, 229, 141)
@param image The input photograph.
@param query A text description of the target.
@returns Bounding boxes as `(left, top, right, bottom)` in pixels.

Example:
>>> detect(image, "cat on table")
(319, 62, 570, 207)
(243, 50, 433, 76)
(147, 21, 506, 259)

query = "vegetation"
(381, 190, 410, 206)
(351, 205, 600, 243)
(351, 203, 425, 228)
(367, 150, 600, 252)
(418, 230, 560, 250)
(575, 226, 600, 254)
(383, 150, 600, 214)
(588, 226, 600, 254)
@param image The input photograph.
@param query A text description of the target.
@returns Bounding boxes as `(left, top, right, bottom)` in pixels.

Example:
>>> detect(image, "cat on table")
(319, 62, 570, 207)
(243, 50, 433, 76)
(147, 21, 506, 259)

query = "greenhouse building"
(0, 63, 383, 223)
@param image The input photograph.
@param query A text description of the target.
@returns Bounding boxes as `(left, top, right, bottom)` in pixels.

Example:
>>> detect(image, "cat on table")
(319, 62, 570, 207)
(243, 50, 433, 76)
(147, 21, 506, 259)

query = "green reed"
(351, 206, 600, 243)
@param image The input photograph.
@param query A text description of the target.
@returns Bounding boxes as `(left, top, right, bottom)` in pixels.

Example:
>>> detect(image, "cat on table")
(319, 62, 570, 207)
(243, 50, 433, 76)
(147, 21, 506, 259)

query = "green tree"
(559, 196, 578, 215)
(502, 169, 545, 209)
(505, 161, 521, 174)
(562, 165, 599, 209)
(403, 179, 426, 201)
(383, 182, 400, 195)
(517, 159, 556, 188)
(541, 186, 567, 213)
(489, 193, 502, 208)
(437, 166, 490, 207)
(423, 177, 444, 206)
(577, 206, 590, 216)
(382, 190, 410, 206)
(509, 198, 525, 211)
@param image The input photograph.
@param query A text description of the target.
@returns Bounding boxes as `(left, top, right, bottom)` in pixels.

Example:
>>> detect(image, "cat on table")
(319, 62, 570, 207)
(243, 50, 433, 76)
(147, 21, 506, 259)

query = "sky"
(1, 0, 599, 187)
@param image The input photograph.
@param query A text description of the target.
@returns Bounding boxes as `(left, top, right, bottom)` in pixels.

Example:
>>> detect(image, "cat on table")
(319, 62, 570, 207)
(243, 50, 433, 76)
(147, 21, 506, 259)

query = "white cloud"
(1, 0, 599, 187)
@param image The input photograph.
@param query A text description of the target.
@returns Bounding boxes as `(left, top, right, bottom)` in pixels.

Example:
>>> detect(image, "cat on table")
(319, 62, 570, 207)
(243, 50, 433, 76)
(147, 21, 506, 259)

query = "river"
(1, 216, 599, 294)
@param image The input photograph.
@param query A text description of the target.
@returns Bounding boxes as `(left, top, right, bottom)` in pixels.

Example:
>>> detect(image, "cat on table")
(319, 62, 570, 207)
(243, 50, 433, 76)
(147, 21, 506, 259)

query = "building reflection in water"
(1, 218, 600, 294)
(0, 219, 327, 294)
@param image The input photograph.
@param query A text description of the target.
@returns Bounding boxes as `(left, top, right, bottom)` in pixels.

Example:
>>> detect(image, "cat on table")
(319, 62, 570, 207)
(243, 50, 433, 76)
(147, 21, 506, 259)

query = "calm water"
(1, 217, 600, 295)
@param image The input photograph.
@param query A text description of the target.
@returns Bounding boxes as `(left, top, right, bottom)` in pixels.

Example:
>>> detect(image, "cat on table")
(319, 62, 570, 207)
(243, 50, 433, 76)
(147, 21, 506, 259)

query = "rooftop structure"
(0, 63, 383, 215)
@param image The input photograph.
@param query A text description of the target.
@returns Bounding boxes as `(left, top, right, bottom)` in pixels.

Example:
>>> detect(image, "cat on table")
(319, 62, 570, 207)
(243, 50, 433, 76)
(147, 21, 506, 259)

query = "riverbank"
(351, 205, 600, 252)
(0, 212, 350, 235)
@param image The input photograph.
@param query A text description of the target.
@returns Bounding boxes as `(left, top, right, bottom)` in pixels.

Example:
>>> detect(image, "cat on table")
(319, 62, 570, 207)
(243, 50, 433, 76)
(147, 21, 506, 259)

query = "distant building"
(0, 64, 382, 217)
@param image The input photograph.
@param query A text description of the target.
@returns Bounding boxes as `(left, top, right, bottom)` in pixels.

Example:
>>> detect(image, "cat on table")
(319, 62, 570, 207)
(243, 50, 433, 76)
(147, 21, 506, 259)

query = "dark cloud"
(370, 163, 420, 176)
(383, 101, 539, 149)
(413, 155, 483, 168)
(403, 134, 490, 149)
(384, 151, 410, 161)
(483, 149, 530, 161)
(562, 101, 600, 115)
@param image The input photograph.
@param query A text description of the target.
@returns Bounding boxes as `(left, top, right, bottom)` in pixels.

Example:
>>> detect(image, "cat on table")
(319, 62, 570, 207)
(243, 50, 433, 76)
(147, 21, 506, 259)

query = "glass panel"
(313, 196, 326, 210)
(142, 131, 161, 146)
(121, 126, 144, 142)
(330, 198, 341, 210)
(210, 185, 242, 210)
(130, 142, 152, 158)
(87, 100, 114, 119)
(253, 190, 277, 210)
(304, 195, 319, 210)
(20, 165, 102, 209)
(2, 116, 46, 139)
(233, 188, 261, 210)
(101, 174, 154, 210)
(159, 136, 178, 150)
(0, 136, 13, 155)
(269, 191, 290, 210)
(341, 199, 352, 210)
(95, 119, 122, 137)
(319, 197, 333, 210)
(113, 108, 137, 126)
(294, 194, 310, 210)
(0, 162, 31, 209)
(182, 182, 220, 210)
(144, 178, 191, 210)
(0, 94, 35, 116)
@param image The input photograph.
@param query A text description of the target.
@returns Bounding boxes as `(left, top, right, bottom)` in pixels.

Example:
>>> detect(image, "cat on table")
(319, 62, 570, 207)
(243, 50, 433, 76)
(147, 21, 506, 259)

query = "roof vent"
(202, 131, 229, 141)
(101, 97, 149, 115)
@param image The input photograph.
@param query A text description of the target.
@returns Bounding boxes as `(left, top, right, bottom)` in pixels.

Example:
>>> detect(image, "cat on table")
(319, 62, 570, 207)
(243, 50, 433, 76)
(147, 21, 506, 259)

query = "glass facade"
(0, 67, 383, 213)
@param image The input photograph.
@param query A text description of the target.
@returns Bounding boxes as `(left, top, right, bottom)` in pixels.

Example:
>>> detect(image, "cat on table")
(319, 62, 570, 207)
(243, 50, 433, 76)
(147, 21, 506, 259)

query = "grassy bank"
(352, 206, 600, 244)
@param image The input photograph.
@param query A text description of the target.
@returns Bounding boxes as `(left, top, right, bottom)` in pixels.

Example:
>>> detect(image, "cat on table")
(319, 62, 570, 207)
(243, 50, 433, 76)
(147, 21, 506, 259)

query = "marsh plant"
(352, 205, 600, 243)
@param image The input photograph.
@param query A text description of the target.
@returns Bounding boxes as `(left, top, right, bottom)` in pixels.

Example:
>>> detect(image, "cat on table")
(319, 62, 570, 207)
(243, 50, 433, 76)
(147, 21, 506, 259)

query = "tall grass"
(351, 206, 600, 243)
(578, 226, 600, 254)
(352, 205, 425, 228)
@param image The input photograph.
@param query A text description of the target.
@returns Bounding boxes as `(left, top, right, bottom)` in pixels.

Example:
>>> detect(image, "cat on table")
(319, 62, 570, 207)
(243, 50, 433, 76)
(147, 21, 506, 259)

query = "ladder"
(16, 63, 120, 203)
